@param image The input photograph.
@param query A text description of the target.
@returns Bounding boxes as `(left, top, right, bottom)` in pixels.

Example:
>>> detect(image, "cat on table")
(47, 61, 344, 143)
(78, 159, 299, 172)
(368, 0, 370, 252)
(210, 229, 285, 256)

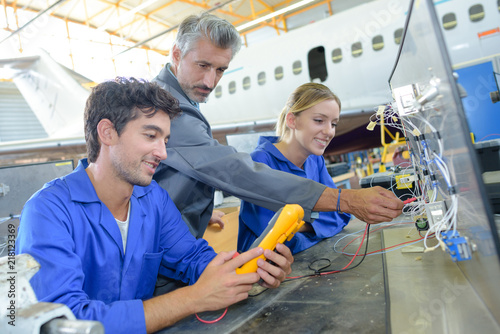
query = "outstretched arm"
(314, 186, 404, 224)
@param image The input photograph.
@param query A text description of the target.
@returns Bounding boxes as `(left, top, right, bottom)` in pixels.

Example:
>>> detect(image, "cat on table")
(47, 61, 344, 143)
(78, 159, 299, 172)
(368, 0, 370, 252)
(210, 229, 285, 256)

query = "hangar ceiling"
(1, 0, 373, 57)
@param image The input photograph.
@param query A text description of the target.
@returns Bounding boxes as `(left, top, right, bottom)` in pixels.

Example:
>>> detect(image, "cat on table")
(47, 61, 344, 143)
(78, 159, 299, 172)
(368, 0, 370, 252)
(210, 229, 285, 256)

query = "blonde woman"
(238, 83, 351, 254)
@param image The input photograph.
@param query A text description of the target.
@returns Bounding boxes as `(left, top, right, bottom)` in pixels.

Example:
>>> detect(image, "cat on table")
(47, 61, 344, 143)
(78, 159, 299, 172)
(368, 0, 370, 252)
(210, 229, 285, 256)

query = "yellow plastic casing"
(236, 204, 305, 274)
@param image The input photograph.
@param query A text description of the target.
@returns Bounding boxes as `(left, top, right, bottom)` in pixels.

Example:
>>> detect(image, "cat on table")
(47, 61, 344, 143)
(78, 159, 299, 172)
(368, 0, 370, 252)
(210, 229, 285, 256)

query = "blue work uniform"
(238, 136, 351, 254)
(16, 159, 216, 333)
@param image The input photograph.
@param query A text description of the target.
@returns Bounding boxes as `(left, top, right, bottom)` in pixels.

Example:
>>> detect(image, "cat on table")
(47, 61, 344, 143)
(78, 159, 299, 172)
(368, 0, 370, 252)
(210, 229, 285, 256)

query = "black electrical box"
(359, 168, 415, 202)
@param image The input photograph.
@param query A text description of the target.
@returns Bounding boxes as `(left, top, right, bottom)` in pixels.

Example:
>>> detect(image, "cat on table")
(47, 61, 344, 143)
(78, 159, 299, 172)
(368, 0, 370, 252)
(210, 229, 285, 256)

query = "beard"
(180, 82, 213, 103)
(111, 157, 153, 187)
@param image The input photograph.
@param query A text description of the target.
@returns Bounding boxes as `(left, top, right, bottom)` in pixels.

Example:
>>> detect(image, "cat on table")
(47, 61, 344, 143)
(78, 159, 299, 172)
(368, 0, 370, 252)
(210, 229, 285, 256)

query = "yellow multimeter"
(236, 204, 305, 274)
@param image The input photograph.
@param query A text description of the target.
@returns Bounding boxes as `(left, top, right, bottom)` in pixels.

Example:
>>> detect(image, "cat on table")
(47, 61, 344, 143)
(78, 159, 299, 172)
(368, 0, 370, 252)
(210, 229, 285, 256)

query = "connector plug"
(441, 231, 472, 262)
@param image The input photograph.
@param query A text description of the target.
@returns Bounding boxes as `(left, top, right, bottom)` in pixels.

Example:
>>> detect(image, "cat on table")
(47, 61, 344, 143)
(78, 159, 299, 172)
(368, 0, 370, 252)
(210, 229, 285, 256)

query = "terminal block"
(441, 231, 472, 262)
(392, 84, 420, 116)
(424, 201, 447, 230)
(395, 174, 415, 190)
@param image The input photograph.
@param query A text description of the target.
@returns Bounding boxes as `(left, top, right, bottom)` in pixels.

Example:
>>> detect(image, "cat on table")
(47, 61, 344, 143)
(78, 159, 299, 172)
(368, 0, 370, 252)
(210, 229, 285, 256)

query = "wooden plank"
(203, 206, 240, 253)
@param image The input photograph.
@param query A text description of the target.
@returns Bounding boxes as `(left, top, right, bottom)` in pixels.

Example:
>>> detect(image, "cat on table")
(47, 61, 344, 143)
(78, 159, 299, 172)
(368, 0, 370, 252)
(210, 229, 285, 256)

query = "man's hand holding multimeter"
(232, 204, 304, 284)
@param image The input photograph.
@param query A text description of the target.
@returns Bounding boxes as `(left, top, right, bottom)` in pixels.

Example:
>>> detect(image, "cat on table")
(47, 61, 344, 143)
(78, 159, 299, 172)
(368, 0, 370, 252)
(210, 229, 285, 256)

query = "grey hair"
(175, 13, 242, 59)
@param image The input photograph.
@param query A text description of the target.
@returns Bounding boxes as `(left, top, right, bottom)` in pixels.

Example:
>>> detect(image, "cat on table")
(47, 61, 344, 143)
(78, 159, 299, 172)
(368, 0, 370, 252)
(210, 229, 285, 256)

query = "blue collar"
(65, 159, 152, 204)
(256, 136, 306, 172)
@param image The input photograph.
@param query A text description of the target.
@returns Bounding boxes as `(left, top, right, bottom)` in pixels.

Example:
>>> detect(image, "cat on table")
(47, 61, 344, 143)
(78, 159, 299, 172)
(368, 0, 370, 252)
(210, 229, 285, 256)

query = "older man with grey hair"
(153, 13, 403, 239)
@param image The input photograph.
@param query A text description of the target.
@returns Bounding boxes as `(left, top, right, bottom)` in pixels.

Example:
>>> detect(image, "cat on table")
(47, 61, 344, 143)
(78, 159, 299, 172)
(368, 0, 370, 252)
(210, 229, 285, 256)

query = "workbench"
(158, 216, 500, 334)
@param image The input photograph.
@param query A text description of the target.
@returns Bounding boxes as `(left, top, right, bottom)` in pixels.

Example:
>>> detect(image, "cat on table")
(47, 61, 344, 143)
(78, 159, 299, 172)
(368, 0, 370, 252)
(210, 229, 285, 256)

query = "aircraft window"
(442, 13, 457, 30)
(293, 61, 302, 75)
(275, 66, 284, 80)
(372, 35, 384, 51)
(308, 46, 327, 82)
(469, 4, 485, 22)
(215, 86, 222, 98)
(331, 48, 342, 63)
(394, 28, 403, 44)
(258, 72, 266, 86)
(351, 42, 362, 58)
(229, 81, 236, 94)
(243, 76, 251, 90)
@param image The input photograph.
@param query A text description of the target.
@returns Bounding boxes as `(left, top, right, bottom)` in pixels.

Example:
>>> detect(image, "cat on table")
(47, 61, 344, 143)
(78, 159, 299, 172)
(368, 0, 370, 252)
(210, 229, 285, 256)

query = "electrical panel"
(367, 0, 500, 323)
(365, 0, 500, 264)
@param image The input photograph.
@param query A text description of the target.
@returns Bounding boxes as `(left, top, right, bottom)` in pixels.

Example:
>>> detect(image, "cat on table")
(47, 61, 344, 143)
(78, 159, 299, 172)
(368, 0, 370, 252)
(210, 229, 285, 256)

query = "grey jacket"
(153, 65, 326, 238)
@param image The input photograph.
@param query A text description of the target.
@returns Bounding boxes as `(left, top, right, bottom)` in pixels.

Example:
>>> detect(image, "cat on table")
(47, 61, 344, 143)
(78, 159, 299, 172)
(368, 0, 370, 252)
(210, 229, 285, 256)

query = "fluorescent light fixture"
(236, 0, 316, 31)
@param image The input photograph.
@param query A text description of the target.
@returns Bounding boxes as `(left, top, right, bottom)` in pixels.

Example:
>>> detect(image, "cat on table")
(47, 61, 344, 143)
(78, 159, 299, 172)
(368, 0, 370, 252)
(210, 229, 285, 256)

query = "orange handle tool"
(236, 204, 305, 274)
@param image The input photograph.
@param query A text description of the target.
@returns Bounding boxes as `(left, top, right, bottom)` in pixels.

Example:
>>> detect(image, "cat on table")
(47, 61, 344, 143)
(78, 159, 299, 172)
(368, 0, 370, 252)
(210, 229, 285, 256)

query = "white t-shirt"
(115, 202, 131, 253)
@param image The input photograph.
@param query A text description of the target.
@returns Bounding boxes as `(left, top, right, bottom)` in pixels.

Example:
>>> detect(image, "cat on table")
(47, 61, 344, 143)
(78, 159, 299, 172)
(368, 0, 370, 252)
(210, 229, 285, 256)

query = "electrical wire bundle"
(368, 103, 459, 252)
(285, 224, 371, 281)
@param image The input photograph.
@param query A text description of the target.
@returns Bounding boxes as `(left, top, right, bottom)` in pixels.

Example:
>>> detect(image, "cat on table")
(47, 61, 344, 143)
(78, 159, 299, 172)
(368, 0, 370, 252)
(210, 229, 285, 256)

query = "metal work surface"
(158, 219, 387, 334)
(158, 217, 500, 333)
(384, 227, 500, 333)
(388, 0, 500, 323)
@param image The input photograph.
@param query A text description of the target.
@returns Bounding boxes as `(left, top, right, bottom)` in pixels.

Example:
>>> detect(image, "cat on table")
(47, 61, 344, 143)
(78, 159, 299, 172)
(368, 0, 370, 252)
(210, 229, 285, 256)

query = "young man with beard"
(16, 77, 293, 333)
